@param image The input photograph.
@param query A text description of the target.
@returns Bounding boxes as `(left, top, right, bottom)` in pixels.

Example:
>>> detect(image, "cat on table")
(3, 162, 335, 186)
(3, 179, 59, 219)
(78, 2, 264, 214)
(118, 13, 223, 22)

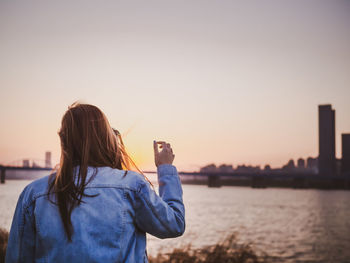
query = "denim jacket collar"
(73, 166, 110, 185)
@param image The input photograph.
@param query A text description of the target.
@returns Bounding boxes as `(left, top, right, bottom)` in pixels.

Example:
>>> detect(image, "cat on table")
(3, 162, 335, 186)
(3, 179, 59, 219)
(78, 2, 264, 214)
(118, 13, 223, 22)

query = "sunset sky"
(0, 0, 349, 171)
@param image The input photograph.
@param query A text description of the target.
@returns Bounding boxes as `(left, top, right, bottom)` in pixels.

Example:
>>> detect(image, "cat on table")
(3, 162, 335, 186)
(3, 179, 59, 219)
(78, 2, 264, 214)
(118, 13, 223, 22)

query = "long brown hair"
(48, 102, 148, 241)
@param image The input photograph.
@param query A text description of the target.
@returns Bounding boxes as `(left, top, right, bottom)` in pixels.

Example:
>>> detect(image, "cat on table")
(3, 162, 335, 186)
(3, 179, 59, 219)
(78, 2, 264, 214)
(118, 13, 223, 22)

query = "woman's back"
(6, 165, 184, 263)
(5, 103, 184, 262)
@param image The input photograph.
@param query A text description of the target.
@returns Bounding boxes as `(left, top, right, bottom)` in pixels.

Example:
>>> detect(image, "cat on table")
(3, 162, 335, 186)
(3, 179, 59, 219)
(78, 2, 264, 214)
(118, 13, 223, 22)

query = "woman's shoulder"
(122, 170, 150, 190)
(117, 169, 151, 192)
(17, 173, 53, 208)
(90, 167, 150, 192)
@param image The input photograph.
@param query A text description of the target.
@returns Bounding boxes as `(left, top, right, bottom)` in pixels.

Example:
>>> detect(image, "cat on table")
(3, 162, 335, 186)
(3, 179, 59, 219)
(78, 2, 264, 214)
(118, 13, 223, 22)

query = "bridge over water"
(0, 158, 52, 183)
(146, 170, 350, 190)
(1, 163, 349, 190)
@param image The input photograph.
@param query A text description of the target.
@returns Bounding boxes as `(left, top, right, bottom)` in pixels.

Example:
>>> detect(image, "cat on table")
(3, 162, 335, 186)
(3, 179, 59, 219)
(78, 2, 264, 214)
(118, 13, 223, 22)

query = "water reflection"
(147, 186, 350, 263)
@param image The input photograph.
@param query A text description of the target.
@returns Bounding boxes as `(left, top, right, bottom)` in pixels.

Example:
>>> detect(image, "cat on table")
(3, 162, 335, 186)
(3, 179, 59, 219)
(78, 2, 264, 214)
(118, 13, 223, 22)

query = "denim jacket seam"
(85, 185, 139, 192)
(17, 198, 26, 262)
(22, 193, 48, 212)
(22, 193, 48, 243)
(23, 200, 44, 252)
(117, 189, 127, 261)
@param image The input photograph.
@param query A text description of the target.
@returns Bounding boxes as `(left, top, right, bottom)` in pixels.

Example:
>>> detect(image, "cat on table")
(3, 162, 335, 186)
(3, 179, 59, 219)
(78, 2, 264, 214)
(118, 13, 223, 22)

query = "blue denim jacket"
(5, 164, 185, 263)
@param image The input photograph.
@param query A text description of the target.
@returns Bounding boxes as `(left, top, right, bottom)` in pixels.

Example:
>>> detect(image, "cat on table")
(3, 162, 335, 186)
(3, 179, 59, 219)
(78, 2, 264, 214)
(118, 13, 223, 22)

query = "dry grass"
(149, 234, 270, 263)
(0, 228, 8, 263)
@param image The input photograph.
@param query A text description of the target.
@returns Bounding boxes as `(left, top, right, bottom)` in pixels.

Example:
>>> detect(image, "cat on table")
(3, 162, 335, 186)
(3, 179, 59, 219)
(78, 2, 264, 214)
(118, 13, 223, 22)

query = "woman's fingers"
(153, 140, 159, 154)
(157, 141, 171, 150)
(154, 140, 175, 166)
(154, 141, 171, 151)
(155, 141, 173, 152)
(164, 146, 172, 153)
(157, 141, 165, 149)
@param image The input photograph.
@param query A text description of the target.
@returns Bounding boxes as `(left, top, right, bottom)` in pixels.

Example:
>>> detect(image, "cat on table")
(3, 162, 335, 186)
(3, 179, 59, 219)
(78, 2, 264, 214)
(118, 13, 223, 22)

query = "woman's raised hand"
(153, 141, 175, 167)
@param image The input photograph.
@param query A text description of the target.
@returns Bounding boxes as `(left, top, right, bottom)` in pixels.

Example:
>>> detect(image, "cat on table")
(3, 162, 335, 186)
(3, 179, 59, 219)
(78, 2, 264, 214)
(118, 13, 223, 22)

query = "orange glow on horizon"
(0, 1, 349, 172)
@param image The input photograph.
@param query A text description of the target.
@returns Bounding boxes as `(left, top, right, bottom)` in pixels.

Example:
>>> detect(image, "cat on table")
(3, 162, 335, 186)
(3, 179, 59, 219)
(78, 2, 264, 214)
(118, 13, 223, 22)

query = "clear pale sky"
(0, 0, 349, 171)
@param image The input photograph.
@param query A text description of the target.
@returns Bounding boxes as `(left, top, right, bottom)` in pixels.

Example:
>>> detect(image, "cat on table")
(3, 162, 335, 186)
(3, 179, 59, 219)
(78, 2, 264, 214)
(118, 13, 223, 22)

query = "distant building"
(23, 159, 30, 168)
(318, 105, 336, 176)
(200, 164, 217, 173)
(264, 164, 271, 171)
(236, 165, 260, 174)
(306, 157, 318, 174)
(282, 159, 295, 172)
(336, 159, 342, 176)
(297, 158, 305, 169)
(218, 164, 233, 173)
(45, 151, 52, 168)
(342, 134, 350, 175)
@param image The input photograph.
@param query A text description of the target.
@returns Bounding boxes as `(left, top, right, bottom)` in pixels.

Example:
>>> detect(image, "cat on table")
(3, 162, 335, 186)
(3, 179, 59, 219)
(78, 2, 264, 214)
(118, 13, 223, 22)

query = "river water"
(1, 171, 349, 262)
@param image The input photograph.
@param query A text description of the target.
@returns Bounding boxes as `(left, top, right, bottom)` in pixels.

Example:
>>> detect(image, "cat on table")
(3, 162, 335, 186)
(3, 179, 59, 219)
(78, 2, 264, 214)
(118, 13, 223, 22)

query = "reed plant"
(0, 228, 8, 263)
(149, 234, 270, 263)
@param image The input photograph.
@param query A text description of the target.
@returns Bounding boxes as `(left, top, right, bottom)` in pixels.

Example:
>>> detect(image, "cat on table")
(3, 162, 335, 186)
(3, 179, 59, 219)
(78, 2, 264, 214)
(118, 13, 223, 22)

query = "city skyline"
(1, 0, 350, 171)
(2, 104, 349, 175)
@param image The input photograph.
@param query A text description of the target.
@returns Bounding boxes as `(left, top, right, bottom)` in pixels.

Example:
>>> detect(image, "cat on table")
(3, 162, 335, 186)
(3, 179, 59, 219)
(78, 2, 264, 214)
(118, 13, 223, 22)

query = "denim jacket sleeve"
(134, 164, 185, 239)
(5, 187, 36, 263)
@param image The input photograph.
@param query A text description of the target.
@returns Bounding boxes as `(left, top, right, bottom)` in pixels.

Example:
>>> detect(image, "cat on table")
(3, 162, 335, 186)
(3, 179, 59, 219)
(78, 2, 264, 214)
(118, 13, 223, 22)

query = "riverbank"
(0, 228, 269, 263)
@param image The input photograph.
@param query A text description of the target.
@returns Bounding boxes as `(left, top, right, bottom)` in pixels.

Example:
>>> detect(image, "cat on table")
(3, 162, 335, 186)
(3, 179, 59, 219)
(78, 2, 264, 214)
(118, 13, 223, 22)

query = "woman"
(5, 103, 185, 263)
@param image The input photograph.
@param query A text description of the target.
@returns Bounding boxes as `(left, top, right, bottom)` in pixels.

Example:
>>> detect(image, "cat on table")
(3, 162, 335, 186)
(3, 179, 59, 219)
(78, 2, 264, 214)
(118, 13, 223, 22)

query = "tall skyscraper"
(45, 151, 52, 168)
(341, 134, 350, 174)
(23, 159, 30, 168)
(318, 105, 336, 176)
(297, 158, 305, 169)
